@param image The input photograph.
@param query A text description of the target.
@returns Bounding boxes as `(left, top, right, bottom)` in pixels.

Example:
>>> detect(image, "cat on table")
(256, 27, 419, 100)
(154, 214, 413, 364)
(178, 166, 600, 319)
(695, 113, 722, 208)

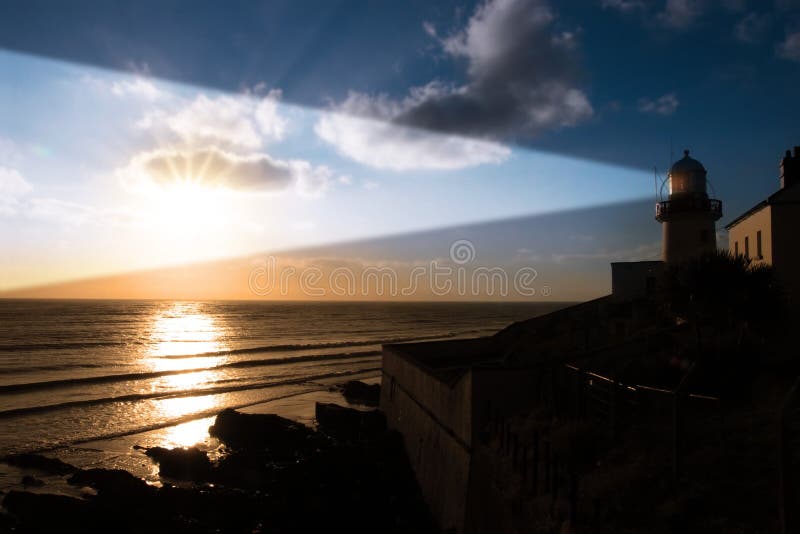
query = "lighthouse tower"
(655, 150, 723, 263)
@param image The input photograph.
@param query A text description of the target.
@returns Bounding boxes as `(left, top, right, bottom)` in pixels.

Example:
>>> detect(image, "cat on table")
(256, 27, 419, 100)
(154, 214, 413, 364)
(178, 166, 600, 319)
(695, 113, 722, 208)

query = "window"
(734, 241, 739, 255)
(756, 230, 762, 259)
(744, 236, 750, 259)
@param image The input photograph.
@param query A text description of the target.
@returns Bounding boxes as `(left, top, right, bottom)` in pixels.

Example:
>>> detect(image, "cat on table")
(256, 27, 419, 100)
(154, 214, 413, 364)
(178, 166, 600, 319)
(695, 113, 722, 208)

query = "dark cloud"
(123, 146, 330, 195)
(733, 12, 771, 43)
(391, 0, 593, 140)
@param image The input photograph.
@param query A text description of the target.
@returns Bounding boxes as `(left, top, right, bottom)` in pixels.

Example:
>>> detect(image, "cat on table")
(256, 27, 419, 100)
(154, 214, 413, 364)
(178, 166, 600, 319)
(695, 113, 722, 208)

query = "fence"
(479, 362, 721, 527)
(485, 413, 580, 526)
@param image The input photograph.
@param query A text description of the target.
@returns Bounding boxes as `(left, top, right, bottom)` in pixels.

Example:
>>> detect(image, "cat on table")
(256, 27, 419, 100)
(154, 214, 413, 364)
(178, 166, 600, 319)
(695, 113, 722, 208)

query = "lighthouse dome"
(668, 149, 707, 196)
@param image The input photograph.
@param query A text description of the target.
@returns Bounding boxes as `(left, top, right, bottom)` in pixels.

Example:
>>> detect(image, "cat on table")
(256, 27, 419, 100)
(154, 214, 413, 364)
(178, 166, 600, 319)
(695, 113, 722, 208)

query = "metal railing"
(655, 198, 722, 221)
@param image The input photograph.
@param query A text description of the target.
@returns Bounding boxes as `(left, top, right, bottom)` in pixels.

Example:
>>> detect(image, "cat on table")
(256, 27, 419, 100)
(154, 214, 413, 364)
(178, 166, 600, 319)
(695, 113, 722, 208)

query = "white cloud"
(118, 146, 329, 196)
(254, 89, 289, 142)
(82, 74, 167, 102)
(778, 32, 800, 62)
(110, 77, 165, 101)
(638, 93, 679, 116)
(0, 167, 33, 215)
(293, 160, 332, 198)
(316, 103, 511, 171)
(152, 94, 261, 149)
(124, 88, 326, 197)
(138, 90, 288, 150)
(601, 0, 645, 12)
(658, 0, 704, 29)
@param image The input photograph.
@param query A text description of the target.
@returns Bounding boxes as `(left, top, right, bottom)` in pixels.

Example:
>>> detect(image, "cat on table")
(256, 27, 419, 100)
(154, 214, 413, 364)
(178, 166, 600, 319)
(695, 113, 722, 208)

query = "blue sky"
(1, 0, 799, 298)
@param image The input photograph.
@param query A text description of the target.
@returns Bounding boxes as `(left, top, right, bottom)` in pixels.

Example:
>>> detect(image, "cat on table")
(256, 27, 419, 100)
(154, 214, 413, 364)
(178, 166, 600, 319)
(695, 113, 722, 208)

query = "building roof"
(725, 184, 800, 229)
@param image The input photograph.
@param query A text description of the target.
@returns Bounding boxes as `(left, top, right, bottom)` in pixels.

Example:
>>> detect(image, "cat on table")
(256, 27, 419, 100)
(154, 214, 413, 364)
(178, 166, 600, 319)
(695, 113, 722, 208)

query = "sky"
(1, 0, 799, 300)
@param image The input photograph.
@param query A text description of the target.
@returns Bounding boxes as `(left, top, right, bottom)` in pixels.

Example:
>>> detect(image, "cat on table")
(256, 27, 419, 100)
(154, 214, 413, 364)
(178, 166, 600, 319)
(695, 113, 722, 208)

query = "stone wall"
(381, 345, 474, 532)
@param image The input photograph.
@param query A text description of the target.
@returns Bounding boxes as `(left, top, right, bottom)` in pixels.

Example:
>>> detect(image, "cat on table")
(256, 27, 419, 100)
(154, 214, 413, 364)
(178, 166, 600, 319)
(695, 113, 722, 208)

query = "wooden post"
(499, 417, 506, 451)
(552, 453, 560, 501)
(574, 367, 582, 420)
(579, 369, 586, 419)
(512, 434, 519, 469)
(521, 445, 529, 482)
(551, 366, 558, 417)
(673, 363, 695, 482)
(779, 377, 800, 534)
(672, 388, 682, 481)
(532, 431, 540, 496)
(544, 440, 552, 494)
(610, 376, 618, 439)
(506, 423, 512, 455)
(569, 472, 579, 525)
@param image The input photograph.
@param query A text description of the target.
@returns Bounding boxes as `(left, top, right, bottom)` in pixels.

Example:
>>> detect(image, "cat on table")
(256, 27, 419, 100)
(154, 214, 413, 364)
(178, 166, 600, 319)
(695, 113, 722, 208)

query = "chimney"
(780, 147, 800, 189)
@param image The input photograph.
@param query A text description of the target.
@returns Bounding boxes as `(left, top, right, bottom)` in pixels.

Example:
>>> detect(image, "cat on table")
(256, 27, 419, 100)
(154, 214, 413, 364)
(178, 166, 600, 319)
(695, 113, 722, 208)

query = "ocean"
(0, 300, 563, 470)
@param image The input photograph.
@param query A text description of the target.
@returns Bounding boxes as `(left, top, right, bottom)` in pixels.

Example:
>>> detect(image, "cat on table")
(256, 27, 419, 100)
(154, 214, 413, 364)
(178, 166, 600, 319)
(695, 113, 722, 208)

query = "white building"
(726, 146, 800, 301)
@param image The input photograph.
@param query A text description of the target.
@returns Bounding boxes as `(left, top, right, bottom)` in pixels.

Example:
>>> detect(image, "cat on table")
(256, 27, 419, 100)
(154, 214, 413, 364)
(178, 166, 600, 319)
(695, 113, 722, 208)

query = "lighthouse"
(655, 150, 723, 263)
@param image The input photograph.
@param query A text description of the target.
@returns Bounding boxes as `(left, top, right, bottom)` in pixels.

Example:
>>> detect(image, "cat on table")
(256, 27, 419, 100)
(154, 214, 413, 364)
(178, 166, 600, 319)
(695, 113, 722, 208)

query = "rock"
(0, 511, 13, 531)
(315, 403, 386, 441)
(20, 475, 45, 487)
(144, 446, 213, 481)
(2, 490, 88, 530)
(209, 408, 324, 457)
(340, 380, 381, 406)
(2, 453, 78, 475)
(67, 468, 155, 502)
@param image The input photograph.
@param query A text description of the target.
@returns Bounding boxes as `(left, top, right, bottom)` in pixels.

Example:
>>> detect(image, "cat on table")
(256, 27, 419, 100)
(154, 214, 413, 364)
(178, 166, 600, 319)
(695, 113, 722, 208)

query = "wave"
(0, 365, 381, 420)
(12, 370, 381, 455)
(0, 340, 135, 352)
(0, 329, 484, 365)
(157, 330, 484, 359)
(0, 362, 108, 375)
(0, 350, 381, 395)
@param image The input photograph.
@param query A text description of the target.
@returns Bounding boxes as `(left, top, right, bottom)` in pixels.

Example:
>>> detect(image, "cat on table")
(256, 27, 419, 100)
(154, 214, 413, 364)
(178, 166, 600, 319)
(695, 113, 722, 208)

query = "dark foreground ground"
(0, 382, 436, 533)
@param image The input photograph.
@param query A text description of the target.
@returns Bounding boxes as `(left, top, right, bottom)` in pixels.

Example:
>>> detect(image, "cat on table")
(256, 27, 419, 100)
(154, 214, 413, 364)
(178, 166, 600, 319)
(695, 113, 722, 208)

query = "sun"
(150, 179, 227, 238)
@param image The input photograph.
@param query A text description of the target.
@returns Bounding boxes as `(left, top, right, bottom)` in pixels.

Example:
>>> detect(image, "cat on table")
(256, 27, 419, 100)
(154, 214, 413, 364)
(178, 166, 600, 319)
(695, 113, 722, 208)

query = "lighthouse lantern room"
(655, 150, 723, 263)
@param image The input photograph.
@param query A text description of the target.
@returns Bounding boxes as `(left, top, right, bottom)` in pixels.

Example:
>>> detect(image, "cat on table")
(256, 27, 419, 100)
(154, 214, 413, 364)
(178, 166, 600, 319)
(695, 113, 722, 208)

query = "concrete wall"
(381, 346, 474, 532)
(470, 367, 543, 439)
(728, 205, 772, 264)
(381, 342, 548, 532)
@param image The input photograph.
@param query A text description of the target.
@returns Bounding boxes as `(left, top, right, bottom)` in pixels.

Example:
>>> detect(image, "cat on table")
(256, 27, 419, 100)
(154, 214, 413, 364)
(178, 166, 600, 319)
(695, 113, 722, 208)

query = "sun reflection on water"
(159, 415, 217, 449)
(148, 304, 227, 358)
(144, 303, 229, 448)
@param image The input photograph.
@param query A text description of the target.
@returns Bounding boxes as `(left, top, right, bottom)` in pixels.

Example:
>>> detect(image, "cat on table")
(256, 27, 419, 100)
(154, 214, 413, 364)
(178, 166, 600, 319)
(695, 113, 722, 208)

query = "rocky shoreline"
(0, 382, 435, 533)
